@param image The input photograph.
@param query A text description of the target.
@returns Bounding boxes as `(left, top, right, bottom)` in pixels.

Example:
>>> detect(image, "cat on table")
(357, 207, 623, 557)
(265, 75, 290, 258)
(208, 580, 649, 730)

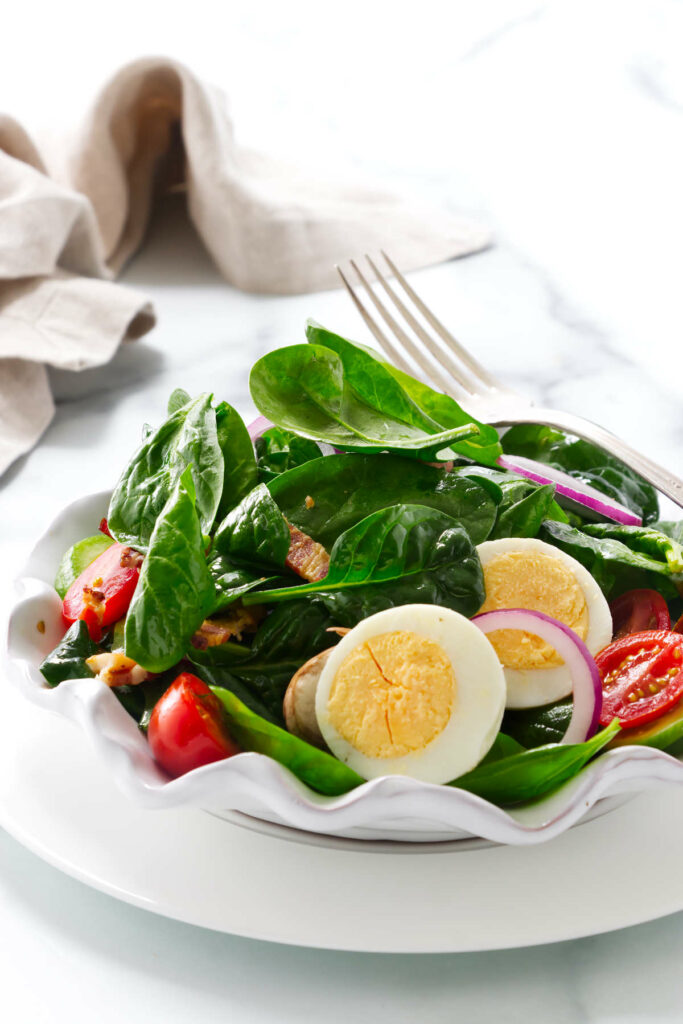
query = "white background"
(3, 1, 683, 1020)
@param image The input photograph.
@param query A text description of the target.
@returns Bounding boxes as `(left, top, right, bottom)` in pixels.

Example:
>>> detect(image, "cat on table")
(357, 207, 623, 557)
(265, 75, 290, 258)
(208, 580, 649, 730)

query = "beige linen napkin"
(0, 57, 490, 476)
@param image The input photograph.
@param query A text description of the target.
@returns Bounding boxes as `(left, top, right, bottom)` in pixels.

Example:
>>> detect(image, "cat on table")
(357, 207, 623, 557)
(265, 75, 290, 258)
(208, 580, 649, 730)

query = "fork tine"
(335, 265, 415, 379)
(380, 250, 501, 392)
(365, 254, 481, 396)
(347, 259, 471, 401)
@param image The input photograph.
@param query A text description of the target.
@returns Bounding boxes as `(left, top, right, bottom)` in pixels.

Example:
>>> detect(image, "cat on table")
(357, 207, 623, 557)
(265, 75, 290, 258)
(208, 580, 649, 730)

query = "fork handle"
(495, 407, 683, 512)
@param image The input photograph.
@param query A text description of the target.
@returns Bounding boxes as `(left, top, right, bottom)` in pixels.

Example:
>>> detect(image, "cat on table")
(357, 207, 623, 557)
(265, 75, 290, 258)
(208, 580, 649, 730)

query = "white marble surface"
(2, 1, 683, 1020)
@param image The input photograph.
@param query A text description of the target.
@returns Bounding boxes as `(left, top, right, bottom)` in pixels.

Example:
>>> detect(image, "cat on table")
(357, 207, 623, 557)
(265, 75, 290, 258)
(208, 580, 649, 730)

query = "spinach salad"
(42, 322, 683, 804)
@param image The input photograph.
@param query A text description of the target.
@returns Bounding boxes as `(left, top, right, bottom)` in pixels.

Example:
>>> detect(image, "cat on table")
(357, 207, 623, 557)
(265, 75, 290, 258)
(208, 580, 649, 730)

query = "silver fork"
(336, 251, 683, 510)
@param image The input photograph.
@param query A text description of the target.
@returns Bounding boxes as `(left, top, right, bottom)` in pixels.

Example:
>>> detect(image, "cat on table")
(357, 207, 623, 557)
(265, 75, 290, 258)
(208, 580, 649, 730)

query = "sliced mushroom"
(283, 648, 334, 748)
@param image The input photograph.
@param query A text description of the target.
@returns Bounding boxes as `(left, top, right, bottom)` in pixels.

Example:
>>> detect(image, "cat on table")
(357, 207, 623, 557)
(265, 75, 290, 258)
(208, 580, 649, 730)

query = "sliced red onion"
(497, 454, 641, 526)
(472, 609, 602, 744)
(247, 415, 274, 442)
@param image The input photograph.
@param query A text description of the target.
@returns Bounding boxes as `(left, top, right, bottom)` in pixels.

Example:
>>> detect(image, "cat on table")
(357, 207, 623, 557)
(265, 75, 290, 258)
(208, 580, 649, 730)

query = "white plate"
(3, 679, 683, 951)
(6, 489, 683, 845)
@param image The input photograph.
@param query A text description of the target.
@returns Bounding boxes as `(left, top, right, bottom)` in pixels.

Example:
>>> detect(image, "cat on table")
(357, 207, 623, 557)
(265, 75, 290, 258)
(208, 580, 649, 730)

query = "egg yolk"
(327, 630, 455, 758)
(479, 551, 588, 669)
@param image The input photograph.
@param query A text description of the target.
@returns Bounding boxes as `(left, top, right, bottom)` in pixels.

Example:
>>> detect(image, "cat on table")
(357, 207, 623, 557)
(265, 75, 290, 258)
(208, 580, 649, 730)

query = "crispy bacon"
(82, 585, 105, 620)
(120, 547, 144, 570)
(191, 605, 265, 650)
(285, 522, 329, 582)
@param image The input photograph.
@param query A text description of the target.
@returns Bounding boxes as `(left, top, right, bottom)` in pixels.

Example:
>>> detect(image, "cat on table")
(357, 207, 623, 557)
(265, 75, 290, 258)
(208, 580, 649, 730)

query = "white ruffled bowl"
(5, 490, 683, 846)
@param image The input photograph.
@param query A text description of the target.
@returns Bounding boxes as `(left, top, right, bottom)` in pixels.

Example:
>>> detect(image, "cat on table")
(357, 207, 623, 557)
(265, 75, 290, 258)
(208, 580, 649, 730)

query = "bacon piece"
(191, 605, 265, 650)
(120, 547, 144, 569)
(82, 585, 105, 619)
(86, 651, 149, 688)
(285, 522, 330, 582)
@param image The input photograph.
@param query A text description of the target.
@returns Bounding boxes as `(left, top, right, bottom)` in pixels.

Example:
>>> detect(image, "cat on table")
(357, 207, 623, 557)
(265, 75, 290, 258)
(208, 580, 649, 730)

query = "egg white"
(315, 604, 506, 785)
(476, 537, 613, 708)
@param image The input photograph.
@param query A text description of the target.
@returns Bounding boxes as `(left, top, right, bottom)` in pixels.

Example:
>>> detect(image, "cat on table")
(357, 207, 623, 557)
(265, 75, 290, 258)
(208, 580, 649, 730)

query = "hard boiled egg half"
(476, 537, 612, 708)
(315, 604, 506, 784)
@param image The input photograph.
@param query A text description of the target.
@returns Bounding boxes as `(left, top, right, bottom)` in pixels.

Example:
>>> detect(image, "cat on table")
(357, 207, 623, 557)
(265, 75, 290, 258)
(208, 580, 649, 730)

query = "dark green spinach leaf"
(478, 732, 527, 765)
(190, 600, 339, 722)
(125, 467, 215, 673)
(269, 453, 497, 548)
(192, 664, 282, 725)
(209, 556, 277, 612)
(491, 483, 558, 539)
(108, 394, 224, 550)
(541, 520, 683, 599)
(215, 400, 259, 522)
(502, 423, 659, 524)
(503, 699, 572, 748)
(212, 483, 291, 571)
(249, 343, 479, 459)
(40, 620, 98, 687)
(256, 427, 322, 483)
(582, 522, 683, 572)
(244, 504, 484, 611)
(306, 321, 502, 466)
(450, 720, 620, 804)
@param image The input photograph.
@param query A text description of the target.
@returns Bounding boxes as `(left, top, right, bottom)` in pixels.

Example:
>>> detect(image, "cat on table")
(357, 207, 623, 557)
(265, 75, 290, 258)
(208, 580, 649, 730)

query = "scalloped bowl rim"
(4, 489, 683, 846)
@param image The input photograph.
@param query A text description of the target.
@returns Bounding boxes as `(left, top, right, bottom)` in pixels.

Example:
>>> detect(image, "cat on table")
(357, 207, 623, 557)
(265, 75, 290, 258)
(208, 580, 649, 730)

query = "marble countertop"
(2, 1, 683, 1020)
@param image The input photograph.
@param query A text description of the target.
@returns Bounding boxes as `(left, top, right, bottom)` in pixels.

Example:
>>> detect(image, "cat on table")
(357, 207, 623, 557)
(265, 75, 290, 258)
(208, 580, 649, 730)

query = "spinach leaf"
(167, 388, 191, 415)
(268, 453, 497, 548)
(192, 664, 282, 725)
(478, 732, 526, 765)
(450, 720, 620, 804)
(190, 600, 339, 722)
(212, 483, 291, 571)
(583, 522, 683, 572)
(125, 467, 215, 673)
(255, 427, 322, 483)
(502, 423, 659, 524)
(108, 393, 224, 550)
(541, 520, 683, 599)
(249, 343, 479, 459)
(491, 483, 558, 539)
(40, 620, 98, 687)
(114, 675, 171, 728)
(209, 556, 277, 612)
(455, 465, 569, 536)
(244, 504, 484, 611)
(54, 533, 114, 599)
(503, 699, 572, 748)
(311, 545, 486, 625)
(654, 520, 683, 546)
(306, 321, 502, 466)
(215, 400, 259, 522)
(210, 687, 363, 796)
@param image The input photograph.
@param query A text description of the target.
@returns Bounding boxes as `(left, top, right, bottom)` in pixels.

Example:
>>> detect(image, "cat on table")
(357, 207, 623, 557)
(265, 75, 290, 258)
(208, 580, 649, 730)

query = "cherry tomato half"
(62, 542, 141, 641)
(597, 630, 683, 729)
(609, 589, 670, 640)
(148, 673, 240, 778)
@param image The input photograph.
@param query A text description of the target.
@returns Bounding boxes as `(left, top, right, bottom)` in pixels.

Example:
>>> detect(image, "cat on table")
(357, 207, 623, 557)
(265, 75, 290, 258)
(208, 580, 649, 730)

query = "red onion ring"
(472, 609, 603, 744)
(497, 454, 642, 527)
(247, 415, 274, 442)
